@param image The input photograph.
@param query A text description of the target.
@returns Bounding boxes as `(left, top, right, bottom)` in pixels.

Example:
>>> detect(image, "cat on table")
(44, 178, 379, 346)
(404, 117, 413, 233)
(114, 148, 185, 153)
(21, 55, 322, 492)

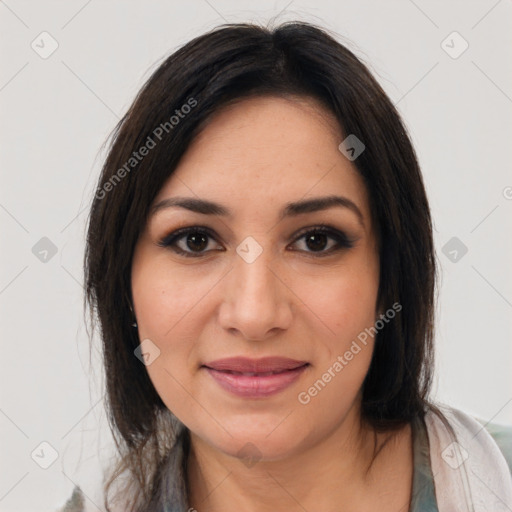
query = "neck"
(185, 402, 413, 512)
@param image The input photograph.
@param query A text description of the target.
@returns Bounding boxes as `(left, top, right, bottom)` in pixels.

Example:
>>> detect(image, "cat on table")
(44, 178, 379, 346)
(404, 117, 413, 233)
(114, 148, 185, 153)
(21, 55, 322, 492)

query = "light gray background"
(1, 1, 511, 510)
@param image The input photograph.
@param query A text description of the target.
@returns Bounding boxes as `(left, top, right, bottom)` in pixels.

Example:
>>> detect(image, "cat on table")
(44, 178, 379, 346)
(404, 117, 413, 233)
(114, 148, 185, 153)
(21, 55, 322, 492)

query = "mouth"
(202, 357, 310, 398)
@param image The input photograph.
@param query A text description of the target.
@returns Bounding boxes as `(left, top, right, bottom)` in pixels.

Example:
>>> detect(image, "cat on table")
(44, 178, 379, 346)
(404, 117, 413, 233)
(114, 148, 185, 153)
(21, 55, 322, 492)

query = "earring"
(128, 301, 137, 328)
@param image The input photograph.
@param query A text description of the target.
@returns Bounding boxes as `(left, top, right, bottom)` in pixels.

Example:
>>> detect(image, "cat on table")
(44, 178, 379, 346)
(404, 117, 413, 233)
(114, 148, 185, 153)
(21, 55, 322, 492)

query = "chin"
(193, 413, 315, 463)
(223, 435, 303, 464)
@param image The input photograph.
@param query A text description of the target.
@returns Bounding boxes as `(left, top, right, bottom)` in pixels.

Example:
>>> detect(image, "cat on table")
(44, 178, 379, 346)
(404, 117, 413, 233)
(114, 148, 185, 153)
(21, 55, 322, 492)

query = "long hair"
(84, 20, 439, 510)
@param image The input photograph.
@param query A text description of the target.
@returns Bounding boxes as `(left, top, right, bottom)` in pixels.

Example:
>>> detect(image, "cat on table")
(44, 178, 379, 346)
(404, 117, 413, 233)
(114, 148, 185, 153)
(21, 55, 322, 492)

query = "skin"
(131, 95, 413, 511)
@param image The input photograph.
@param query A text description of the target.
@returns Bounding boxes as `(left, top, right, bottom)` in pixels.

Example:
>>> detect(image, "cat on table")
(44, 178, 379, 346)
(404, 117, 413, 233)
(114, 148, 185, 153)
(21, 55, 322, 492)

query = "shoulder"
(56, 485, 85, 512)
(426, 404, 512, 474)
(476, 417, 512, 474)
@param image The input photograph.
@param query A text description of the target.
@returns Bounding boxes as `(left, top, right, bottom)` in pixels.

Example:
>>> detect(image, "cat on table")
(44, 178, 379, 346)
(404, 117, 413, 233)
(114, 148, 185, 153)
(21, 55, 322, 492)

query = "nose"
(218, 247, 293, 341)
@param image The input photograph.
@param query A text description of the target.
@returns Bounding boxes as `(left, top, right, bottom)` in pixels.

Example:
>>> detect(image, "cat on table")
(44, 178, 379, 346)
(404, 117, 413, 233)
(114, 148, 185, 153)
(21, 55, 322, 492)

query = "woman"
(60, 21, 512, 511)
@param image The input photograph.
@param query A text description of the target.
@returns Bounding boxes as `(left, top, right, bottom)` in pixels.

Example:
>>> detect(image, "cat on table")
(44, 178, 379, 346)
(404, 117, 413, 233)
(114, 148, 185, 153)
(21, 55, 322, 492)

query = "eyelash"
(157, 224, 356, 259)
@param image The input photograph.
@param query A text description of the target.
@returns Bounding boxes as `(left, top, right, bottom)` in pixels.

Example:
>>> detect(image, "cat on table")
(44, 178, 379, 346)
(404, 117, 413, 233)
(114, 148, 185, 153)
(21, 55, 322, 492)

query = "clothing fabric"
(410, 406, 512, 511)
(424, 405, 512, 511)
(57, 405, 512, 511)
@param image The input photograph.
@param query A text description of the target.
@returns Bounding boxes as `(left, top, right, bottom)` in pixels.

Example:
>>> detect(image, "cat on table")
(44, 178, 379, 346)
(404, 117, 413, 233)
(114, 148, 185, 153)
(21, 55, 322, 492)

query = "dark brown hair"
(84, 20, 440, 510)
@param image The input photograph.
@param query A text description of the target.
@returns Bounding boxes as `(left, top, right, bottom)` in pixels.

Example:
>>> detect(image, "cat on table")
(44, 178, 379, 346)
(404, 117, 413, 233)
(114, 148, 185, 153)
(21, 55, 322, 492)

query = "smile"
(202, 357, 310, 398)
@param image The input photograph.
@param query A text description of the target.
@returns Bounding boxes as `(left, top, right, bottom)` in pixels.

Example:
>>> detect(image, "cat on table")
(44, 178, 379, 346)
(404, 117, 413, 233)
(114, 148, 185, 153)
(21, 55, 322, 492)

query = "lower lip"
(204, 365, 309, 399)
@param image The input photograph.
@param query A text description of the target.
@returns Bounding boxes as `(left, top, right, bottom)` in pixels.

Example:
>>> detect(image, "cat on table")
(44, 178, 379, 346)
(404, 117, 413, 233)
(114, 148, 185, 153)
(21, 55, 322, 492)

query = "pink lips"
(203, 357, 309, 398)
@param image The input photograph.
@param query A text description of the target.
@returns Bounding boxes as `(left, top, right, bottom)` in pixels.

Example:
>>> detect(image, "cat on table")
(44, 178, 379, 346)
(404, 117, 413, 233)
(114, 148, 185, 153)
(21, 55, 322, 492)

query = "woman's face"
(131, 95, 380, 461)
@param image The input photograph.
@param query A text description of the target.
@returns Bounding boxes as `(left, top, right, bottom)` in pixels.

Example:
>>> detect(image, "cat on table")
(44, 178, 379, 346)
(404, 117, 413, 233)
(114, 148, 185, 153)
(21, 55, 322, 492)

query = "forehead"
(152, 95, 372, 226)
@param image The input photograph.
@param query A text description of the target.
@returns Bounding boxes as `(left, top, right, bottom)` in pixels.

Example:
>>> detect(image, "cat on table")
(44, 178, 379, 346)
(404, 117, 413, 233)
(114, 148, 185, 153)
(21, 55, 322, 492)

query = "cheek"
(294, 271, 377, 428)
(327, 274, 379, 338)
(131, 254, 225, 341)
(284, 254, 379, 343)
(131, 254, 227, 413)
(285, 251, 379, 395)
(130, 259, 205, 423)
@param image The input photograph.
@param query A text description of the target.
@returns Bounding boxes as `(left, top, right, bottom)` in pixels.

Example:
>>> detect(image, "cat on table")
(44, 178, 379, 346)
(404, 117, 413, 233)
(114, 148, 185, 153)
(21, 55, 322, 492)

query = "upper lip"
(203, 357, 309, 373)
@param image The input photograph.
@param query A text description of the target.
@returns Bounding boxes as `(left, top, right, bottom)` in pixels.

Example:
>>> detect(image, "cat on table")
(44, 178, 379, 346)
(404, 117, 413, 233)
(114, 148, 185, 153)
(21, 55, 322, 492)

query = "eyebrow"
(151, 194, 364, 227)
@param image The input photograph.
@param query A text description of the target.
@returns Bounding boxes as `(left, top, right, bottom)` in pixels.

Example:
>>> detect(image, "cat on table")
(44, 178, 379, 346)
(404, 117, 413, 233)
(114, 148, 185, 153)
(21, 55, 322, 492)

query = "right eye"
(157, 226, 224, 258)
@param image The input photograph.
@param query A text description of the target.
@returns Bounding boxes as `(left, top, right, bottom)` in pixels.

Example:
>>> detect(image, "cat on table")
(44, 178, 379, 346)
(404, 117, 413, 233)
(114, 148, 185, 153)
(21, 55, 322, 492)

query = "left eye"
(158, 225, 355, 258)
(291, 226, 355, 255)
